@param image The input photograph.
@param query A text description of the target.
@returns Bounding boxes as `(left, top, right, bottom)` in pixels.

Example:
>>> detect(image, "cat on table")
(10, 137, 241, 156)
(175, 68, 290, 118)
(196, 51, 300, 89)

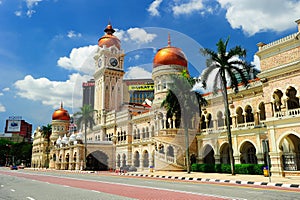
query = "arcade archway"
(86, 150, 108, 171)
(280, 134, 300, 171)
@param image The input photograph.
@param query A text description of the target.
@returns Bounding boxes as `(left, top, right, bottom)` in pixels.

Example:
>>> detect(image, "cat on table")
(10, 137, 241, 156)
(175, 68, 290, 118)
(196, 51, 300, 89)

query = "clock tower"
(94, 23, 125, 123)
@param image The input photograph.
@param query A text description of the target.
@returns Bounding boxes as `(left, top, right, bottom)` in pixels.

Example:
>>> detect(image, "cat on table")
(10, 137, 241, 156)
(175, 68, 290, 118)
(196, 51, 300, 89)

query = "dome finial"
(60, 101, 63, 109)
(168, 33, 171, 47)
(104, 21, 115, 35)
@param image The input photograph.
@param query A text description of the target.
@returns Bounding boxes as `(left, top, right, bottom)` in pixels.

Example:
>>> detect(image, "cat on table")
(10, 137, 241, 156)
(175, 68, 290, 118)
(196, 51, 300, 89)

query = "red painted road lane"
(0, 171, 225, 200)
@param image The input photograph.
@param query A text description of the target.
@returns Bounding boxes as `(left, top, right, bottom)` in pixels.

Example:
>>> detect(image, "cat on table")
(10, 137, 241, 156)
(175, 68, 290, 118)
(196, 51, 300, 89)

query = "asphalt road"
(0, 168, 299, 200)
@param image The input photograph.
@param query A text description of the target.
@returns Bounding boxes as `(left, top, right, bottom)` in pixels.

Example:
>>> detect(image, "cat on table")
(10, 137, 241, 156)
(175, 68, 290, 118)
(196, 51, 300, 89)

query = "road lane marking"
(11, 189, 15, 192)
(91, 190, 101, 193)
(26, 197, 35, 200)
(1, 185, 3, 187)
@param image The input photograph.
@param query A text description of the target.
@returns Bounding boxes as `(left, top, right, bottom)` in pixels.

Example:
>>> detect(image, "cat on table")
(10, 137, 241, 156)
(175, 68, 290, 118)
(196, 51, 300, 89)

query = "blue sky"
(0, 0, 300, 133)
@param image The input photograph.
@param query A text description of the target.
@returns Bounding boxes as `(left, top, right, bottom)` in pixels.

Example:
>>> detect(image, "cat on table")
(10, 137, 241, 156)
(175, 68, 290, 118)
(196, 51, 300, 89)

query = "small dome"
(69, 133, 76, 142)
(61, 134, 68, 145)
(52, 102, 70, 121)
(76, 132, 83, 141)
(98, 23, 121, 49)
(56, 136, 62, 146)
(153, 34, 187, 68)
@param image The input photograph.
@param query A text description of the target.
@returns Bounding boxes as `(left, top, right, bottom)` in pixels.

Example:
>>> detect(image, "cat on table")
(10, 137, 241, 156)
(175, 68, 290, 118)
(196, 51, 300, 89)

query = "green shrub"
(221, 164, 231, 173)
(253, 164, 264, 175)
(191, 163, 264, 175)
(214, 164, 222, 173)
(191, 163, 198, 171)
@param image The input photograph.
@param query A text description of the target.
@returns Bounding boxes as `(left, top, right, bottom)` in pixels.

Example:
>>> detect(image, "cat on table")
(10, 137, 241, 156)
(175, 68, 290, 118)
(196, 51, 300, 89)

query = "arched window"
(137, 129, 140, 139)
(200, 115, 206, 130)
(240, 142, 257, 164)
(273, 89, 283, 111)
(145, 127, 149, 138)
(167, 146, 174, 157)
(236, 107, 244, 124)
(259, 102, 266, 121)
(117, 154, 121, 167)
(142, 128, 145, 139)
(217, 111, 224, 127)
(143, 151, 149, 167)
(286, 86, 300, 109)
(207, 113, 213, 128)
(134, 151, 140, 167)
(133, 130, 136, 140)
(245, 105, 254, 122)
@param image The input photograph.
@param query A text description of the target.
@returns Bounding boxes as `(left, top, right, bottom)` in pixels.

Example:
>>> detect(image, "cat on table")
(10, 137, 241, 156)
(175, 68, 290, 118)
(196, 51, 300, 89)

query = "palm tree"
(161, 70, 206, 173)
(74, 104, 97, 170)
(200, 37, 252, 175)
(40, 124, 52, 168)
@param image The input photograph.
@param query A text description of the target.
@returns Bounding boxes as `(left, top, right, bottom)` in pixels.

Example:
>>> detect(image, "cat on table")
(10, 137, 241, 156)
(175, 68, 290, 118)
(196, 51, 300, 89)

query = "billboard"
(7, 120, 21, 132)
(128, 84, 154, 91)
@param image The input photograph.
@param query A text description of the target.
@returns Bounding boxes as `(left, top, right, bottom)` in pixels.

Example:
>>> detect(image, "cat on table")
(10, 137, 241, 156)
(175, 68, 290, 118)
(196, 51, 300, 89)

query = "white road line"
(11, 189, 15, 192)
(91, 190, 101, 193)
(1, 185, 4, 187)
(26, 197, 36, 200)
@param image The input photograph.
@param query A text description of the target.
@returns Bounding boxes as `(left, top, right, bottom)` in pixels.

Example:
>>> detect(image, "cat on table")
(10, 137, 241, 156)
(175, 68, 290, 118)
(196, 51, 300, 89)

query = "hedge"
(191, 163, 264, 175)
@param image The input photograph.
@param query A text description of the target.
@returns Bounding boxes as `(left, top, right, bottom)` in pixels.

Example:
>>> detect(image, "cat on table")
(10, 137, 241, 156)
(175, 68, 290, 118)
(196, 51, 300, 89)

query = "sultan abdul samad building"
(32, 19, 300, 177)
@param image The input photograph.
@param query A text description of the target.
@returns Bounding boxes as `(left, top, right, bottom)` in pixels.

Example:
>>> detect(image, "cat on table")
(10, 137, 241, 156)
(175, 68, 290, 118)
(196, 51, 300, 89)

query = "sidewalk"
(124, 171, 300, 189)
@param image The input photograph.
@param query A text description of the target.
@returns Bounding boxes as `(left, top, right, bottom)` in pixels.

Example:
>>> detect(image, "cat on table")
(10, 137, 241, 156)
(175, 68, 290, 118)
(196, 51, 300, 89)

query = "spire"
(60, 101, 63, 109)
(168, 33, 171, 47)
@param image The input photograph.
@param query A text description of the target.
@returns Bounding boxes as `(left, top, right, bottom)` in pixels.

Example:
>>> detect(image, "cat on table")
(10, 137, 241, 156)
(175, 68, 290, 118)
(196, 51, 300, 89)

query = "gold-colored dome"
(153, 35, 187, 68)
(52, 103, 70, 121)
(98, 23, 121, 49)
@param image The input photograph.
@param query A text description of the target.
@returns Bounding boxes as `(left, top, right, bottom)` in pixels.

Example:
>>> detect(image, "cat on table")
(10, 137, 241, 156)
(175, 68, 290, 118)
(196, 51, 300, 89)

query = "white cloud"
(251, 55, 261, 70)
(0, 103, 5, 112)
(127, 28, 157, 44)
(26, 9, 36, 17)
(67, 30, 82, 38)
(114, 28, 157, 47)
(172, 0, 204, 16)
(57, 45, 98, 75)
(26, 0, 42, 8)
(3, 87, 9, 92)
(0, 93, 3, 96)
(217, 0, 300, 35)
(134, 55, 140, 60)
(14, 0, 42, 17)
(14, 73, 91, 109)
(14, 11, 22, 17)
(124, 66, 152, 79)
(148, 0, 163, 16)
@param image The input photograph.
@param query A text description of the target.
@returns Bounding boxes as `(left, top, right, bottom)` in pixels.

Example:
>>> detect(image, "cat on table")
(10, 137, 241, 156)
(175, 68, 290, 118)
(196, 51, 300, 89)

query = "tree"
(200, 37, 252, 175)
(74, 104, 97, 169)
(40, 124, 52, 168)
(161, 70, 206, 173)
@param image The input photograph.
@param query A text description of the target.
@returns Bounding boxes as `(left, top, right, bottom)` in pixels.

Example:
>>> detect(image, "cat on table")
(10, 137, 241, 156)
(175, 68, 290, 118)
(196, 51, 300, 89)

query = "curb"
(123, 173, 300, 189)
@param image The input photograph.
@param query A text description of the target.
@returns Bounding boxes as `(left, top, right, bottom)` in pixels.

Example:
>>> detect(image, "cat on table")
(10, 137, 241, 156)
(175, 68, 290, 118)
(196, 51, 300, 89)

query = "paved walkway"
(124, 171, 300, 189)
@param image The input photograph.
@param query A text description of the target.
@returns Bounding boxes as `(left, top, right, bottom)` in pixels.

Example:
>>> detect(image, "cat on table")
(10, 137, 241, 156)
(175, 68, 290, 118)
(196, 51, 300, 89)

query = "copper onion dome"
(98, 23, 121, 49)
(52, 102, 70, 121)
(153, 34, 187, 68)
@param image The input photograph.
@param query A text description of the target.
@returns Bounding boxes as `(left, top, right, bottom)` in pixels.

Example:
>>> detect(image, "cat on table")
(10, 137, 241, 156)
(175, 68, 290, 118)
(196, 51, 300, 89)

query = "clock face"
(98, 58, 102, 68)
(110, 57, 118, 67)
